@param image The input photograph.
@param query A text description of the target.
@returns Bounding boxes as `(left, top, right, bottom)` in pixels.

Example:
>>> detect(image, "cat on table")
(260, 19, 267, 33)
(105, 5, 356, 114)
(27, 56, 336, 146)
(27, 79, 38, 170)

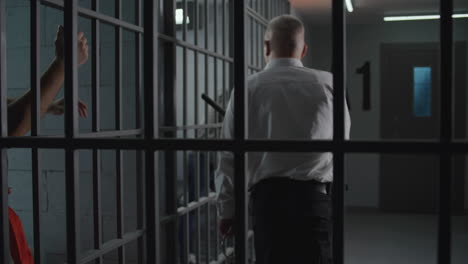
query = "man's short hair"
(265, 15, 305, 56)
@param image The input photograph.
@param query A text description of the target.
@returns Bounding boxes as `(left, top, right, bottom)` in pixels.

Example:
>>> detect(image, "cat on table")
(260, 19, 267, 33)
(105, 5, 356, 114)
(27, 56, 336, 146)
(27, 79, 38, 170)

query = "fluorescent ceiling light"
(453, 14, 468, 18)
(384, 14, 468, 22)
(345, 0, 354, 12)
(175, 9, 190, 25)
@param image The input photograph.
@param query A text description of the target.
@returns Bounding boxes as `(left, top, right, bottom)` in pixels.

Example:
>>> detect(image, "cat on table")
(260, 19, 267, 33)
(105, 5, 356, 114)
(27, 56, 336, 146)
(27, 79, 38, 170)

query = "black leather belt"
(251, 177, 329, 195)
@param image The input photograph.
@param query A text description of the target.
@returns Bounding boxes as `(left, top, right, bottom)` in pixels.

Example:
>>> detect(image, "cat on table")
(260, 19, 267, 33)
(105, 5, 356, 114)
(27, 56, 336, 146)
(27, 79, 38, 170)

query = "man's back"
(248, 59, 334, 141)
(244, 58, 349, 186)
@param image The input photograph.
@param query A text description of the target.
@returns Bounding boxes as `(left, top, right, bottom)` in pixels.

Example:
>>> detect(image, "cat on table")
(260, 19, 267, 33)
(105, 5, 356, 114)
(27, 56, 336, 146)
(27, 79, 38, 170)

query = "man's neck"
(267, 55, 301, 64)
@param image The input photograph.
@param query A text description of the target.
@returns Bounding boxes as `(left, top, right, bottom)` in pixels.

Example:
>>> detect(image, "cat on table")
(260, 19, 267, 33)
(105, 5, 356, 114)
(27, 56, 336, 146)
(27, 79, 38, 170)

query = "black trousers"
(251, 178, 333, 264)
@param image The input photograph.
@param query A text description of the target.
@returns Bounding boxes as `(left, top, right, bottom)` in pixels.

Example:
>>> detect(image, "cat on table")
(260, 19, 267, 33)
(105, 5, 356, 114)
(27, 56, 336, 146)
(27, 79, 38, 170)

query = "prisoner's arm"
(7, 27, 88, 137)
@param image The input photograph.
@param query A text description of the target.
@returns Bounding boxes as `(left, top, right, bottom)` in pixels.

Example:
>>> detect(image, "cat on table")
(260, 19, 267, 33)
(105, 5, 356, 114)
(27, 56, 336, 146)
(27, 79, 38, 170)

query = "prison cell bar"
(78, 129, 143, 138)
(143, 0, 161, 262)
(182, 0, 191, 261)
(135, 0, 145, 262)
(0, 0, 8, 261)
(30, 0, 43, 262)
(331, 1, 347, 264)
(204, 1, 211, 259)
(249, 17, 254, 69)
(161, 0, 179, 262)
(218, 0, 229, 257)
(114, 0, 126, 262)
(214, 0, 219, 137)
(233, 0, 248, 263)
(5, 137, 468, 153)
(90, 0, 104, 262)
(63, 0, 81, 263)
(192, 0, 202, 261)
(222, 0, 227, 109)
(439, 0, 453, 263)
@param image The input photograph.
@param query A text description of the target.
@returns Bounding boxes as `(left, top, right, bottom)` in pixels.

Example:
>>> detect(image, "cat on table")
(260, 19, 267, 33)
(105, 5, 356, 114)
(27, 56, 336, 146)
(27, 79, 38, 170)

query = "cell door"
(380, 43, 466, 213)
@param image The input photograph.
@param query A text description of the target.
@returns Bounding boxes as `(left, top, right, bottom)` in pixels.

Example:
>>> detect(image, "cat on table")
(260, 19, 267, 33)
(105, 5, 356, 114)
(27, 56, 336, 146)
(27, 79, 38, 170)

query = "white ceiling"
(291, 0, 468, 24)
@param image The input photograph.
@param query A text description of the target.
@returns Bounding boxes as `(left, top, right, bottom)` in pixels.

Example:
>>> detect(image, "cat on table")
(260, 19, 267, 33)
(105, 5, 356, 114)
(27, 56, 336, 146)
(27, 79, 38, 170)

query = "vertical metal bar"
(250, 18, 254, 67)
(204, 0, 209, 139)
(214, 0, 218, 52)
(332, 0, 346, 264)
(115, 0, 126, 262)
(65, 1, 79, 139)
(222, 0, 227, 108)
(220, 3, 227, 251)
(0, 149, 7, 264)
(184, 154, 190, 262)
(144, 0, 160, 262)
(183, 0, 188, 41)
(31, 0, 41, 137)
(205, 0, 209, 51)
(194, 152, 201, 264)
(233, 0, 248, 263)
(182, 1, 190, 258)
(256, 22, 260, 68)
(162, 0, 178, 262)
(64, 0, 80, 263)
(31, 0, 42, 263)
(439, 0, 453, 263)
(214, 0, 219, 125)
(205, 152, 211, 263)
(203, 0, 211, 261)
(193, 1, 201, 262)
(91, 0, 103, 263)
(194, 0, 199, 135)
(260, 26, 265, 68)
(267, 0, 271, 20)
(0, 0, 8, 260)
(135, 0, 145, 262)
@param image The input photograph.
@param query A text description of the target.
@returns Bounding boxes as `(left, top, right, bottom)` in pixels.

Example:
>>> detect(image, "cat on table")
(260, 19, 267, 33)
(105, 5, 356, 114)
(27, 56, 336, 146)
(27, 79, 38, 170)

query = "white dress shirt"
(215, 58, 351, 219)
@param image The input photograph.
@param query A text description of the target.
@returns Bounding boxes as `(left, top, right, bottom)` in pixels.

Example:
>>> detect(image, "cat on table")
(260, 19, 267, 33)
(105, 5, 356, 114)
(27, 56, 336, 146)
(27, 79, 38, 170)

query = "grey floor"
(345, 211, 468, 264)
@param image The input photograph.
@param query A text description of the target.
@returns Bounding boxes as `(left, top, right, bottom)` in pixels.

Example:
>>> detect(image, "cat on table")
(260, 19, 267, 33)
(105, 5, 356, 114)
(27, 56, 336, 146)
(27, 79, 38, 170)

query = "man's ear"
(264, 40, 271, 57)
(301, 44, 308, 59)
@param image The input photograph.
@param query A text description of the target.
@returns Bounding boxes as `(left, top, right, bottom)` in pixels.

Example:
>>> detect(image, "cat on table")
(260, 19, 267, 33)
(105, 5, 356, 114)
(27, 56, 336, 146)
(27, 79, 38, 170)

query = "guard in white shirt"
(215, 15, 351, 263)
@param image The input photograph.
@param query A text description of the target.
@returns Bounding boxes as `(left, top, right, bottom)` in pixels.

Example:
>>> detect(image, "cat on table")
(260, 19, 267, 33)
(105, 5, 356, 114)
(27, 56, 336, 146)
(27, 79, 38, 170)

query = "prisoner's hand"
(47, 98, 88, 118)
(54, 26, 89, 66)
(77, 32, 89, 65)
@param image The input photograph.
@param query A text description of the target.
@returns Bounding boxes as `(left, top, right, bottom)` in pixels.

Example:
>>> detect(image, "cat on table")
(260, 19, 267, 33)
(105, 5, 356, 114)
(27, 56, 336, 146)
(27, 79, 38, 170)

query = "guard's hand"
(47, 98, 88, 118)
(55, 26, 89, 66)
(219, 219, 234, 237)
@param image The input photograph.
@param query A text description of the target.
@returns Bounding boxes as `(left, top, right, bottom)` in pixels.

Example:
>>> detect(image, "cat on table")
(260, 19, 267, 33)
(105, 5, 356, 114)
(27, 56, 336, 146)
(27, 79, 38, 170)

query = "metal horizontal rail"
(246, 7, 269, 27)
(160, 192, 217, 225)
(78, 129, 143, 138)
(158, 33, 234, 63)
(41, 0, 144, 33)
(79, 229, 145, 263)
(3, 138, 468, 153)
(159, 124, 223, 131)
(177, 192, 216, 215)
